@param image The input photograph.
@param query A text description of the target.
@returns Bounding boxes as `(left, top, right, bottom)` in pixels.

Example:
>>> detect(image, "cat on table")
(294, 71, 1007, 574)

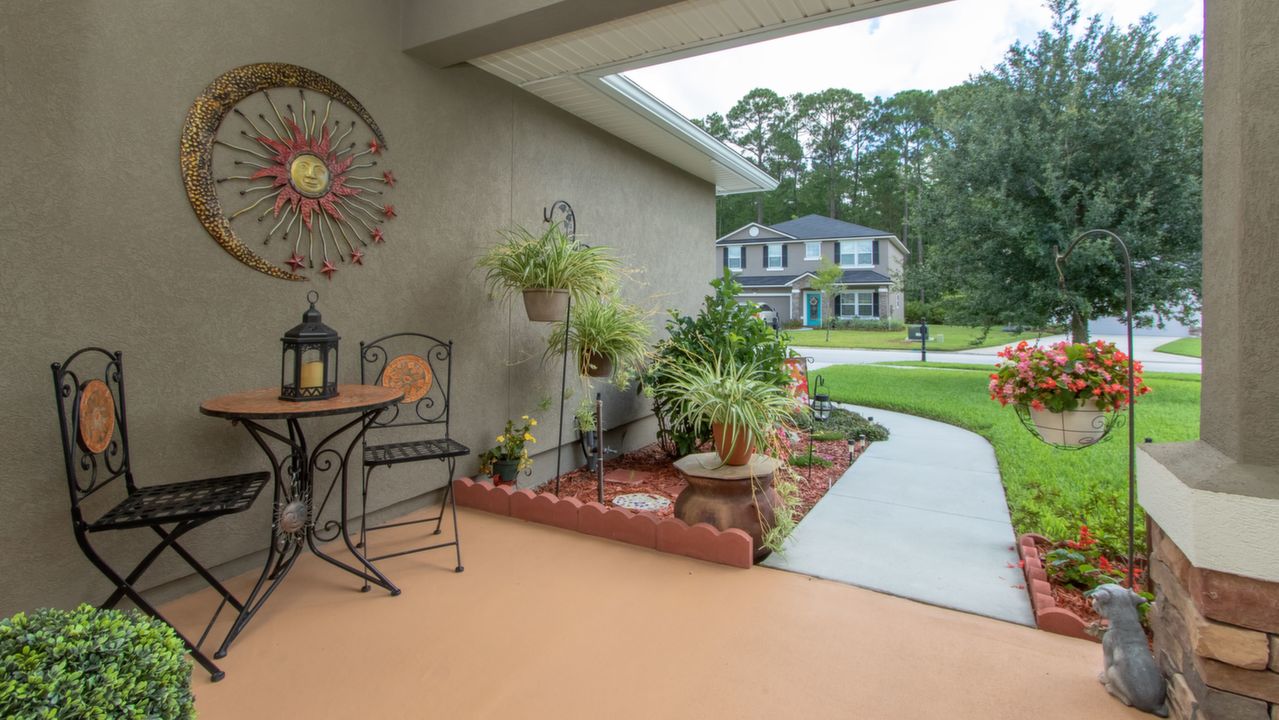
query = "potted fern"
(661, 353, 798, 465)
(546, 294, 649, 378)
(477, 224, 619, 322)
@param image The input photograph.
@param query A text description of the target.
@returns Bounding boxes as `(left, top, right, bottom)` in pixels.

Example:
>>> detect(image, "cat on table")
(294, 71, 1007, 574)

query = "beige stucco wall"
(0, 0, 713, 615)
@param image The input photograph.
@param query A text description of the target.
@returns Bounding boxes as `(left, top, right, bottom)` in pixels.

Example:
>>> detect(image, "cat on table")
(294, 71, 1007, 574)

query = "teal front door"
(804, 292, 822, 327)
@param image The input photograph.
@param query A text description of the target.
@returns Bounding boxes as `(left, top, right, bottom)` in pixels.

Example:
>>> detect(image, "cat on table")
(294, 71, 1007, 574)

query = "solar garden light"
(280, 290, 340, 402)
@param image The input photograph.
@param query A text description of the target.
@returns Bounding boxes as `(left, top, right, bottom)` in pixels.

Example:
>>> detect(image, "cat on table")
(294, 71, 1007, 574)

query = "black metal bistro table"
(199, 384, 402, 658)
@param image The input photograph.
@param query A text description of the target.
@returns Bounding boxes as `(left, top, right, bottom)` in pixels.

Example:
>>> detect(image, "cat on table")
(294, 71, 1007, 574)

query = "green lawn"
(1154, 337, 1202, 358)
(813, 364, 1201, 555)
(789, 325, 1050, 351)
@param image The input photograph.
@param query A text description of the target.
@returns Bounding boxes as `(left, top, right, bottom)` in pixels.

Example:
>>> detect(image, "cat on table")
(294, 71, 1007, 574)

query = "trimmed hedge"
(0, 605, 195, 719)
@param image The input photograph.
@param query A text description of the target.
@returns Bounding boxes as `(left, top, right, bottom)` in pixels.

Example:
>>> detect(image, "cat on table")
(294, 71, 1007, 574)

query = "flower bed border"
(453, 478, 754, 568)
(1018, 533, 1096, 642)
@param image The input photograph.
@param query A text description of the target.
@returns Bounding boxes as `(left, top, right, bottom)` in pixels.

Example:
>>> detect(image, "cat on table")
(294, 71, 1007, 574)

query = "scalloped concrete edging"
(1018, 533, 1096, 642)
(453, 478, 754, 568)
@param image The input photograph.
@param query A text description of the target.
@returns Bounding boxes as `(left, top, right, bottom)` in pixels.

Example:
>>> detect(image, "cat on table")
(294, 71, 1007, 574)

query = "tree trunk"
(755, 195, 764, 224)
(1070, 311, 1089, 344)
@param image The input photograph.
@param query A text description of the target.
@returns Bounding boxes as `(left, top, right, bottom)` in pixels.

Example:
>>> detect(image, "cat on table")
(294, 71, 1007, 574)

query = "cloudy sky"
(625, 0, 1203, 120)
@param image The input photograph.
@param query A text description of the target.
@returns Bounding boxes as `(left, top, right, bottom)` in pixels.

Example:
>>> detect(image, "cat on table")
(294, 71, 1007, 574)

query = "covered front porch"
(166, 505, 1143, 719)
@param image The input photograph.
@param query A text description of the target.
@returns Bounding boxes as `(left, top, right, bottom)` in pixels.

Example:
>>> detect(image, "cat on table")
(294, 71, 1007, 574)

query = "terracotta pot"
(711, 422, 754, 466)
(674, 453, 782, 563)
(1029, 399, 1109, 446)
(522, 289, 569, 322)
(582, 351, 613, 378)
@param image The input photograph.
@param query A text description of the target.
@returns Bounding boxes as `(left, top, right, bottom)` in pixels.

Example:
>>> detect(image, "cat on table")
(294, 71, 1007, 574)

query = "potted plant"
(661, 353, 799, 465)
(476, 224, 619, 322)
(546, 294, 649, 378)
(989, 340, 1150, 445)
(478, 415, 537, 485)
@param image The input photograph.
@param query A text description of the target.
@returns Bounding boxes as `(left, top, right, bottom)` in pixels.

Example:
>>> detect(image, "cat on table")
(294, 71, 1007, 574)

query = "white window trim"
(804, 241, 821, 260)
(765, 243, 785, 271)
(837, 290, 878, 319)
(838, 239, 875, 269)
(726, 245, 743, 272)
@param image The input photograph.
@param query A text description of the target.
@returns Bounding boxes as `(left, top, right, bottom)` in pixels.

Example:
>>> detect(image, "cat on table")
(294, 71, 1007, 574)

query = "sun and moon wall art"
(180, 63, 397, 281)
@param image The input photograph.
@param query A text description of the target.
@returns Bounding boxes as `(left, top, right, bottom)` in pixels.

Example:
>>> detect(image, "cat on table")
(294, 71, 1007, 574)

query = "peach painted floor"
(163, 507, 1146, 719)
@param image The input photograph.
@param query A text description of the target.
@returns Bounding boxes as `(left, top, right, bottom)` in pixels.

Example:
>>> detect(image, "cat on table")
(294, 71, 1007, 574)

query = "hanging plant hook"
(1052, 228, 1139, 590)
(543, 200, 576, 243)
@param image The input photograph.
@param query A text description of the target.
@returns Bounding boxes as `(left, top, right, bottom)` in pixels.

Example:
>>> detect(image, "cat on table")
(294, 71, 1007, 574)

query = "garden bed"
(1018, 533, 1151, 643)
(538, 435, 856, 525)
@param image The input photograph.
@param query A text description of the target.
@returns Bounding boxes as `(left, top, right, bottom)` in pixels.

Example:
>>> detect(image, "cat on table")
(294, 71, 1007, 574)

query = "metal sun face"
(278, 499, 309, 535)
(289, 153, 331, 197)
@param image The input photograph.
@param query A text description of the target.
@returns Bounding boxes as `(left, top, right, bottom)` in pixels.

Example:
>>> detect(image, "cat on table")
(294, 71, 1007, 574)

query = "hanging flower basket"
(991, 340, 1148, 449)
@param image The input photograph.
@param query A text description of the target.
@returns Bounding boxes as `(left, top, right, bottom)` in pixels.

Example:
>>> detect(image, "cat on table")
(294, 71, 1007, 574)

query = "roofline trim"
(715, 222, 797, 243)
(591, 74, 779, 195)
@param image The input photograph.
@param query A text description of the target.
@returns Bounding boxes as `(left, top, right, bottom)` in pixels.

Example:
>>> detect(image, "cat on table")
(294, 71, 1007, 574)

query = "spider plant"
(545, 294, 650, 377)
(476, 224, 619, 304)
(659, 352, 799, 464)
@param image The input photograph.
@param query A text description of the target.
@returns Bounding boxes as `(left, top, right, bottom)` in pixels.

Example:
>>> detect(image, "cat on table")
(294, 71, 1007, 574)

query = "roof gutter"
(590, 74, 778, 196)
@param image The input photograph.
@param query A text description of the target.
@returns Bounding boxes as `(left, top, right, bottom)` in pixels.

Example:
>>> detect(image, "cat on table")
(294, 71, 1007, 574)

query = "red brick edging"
(1018, 533, 1096, 642)
(453, 478, 754, 569)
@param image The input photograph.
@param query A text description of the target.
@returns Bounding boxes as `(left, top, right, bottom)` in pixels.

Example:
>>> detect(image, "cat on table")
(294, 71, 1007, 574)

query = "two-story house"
(714, 214, 908, 327)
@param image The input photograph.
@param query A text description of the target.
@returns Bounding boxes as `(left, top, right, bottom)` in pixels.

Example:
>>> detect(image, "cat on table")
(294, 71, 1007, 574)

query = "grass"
(1154, 337, 1202, 358)
(813, 364, 1201, 555)
(789, 325, 1051, 351)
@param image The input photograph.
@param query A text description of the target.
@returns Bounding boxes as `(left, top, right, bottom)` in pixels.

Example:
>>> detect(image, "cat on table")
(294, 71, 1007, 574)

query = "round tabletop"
(200, 384, 403, 420)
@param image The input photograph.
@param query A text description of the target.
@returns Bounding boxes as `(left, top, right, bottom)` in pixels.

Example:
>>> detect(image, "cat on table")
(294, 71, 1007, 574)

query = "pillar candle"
(300, 360, 324, 389)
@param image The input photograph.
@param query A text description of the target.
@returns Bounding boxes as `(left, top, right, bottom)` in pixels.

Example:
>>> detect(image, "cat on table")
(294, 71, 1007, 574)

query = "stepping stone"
(612, 493, 671, 512)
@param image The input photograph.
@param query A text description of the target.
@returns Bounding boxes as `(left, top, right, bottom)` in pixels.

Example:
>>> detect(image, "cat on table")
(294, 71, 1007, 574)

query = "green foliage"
(0, 605, 195, 719)
(921, 0, 1203, 336)
(476, 224, 620, 304)
(788, 452, 832, 468)
(791, 324, 1046, 351)
(815, 363, 1200, 556)
(794, 407, 889, 442)
(643, 270, 794, 456)
(546, 294, 650, 377)
(832, 318, 905, 332)
(904, 300, 949, 325)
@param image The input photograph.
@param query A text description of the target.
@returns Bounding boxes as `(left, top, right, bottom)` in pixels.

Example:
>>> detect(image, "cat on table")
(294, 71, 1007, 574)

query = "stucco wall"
(0, 0, 713, 615)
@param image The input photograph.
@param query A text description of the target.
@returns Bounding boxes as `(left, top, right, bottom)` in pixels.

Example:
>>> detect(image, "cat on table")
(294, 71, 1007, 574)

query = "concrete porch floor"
(164, 507, 1145, 719)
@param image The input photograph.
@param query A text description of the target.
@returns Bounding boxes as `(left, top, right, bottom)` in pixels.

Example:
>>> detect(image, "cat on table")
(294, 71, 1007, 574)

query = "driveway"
(794, 332, 1201, 375)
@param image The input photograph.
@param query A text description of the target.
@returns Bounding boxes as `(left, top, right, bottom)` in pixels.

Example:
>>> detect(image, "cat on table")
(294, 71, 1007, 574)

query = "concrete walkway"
(796, 332, 1201, 374)
(763, 404, 1036, 627)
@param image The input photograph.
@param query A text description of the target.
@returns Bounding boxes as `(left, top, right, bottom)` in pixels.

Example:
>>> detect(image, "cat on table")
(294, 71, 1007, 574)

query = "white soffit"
(470, 0, 948, 195)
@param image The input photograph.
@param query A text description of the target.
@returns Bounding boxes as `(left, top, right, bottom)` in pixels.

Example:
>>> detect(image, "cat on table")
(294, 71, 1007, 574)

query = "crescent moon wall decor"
(180, 63, 397, 281)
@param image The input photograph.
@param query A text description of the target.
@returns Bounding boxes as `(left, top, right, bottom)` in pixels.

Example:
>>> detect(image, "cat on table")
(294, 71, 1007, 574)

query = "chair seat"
(364, 438, 470, 467)
(90, 472, 269, 532)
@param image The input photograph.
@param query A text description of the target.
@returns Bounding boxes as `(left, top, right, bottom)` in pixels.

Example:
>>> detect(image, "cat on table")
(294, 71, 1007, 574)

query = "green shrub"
(793, 407, 889, 442)
(789, 452, 832, 468)
(905, 300, 949, 325)
(832, 318, 903, 331)
(643, 269, 793, 457)
(0, 605, 195, 719)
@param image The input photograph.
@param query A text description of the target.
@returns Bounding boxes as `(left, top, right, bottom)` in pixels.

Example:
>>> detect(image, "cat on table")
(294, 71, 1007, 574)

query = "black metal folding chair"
(357, 333, 468, 583)
(50, 348, 268, 681)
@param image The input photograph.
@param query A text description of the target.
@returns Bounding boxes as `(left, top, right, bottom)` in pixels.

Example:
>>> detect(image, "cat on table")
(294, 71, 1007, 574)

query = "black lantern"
(280, 291, 339, 401)
(811, 377, 833, 423)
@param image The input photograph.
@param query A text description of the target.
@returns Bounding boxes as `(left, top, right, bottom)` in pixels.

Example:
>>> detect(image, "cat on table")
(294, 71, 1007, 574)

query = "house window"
(804, 242, 821, 260)
(839, 291, 877, 319)
(839, 240, 874, 267)
(766, 244, 783, 270)
(726, 246, 742, 271)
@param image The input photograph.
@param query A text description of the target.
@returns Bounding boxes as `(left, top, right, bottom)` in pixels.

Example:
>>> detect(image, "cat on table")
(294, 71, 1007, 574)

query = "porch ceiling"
(465, 0, 951, 195)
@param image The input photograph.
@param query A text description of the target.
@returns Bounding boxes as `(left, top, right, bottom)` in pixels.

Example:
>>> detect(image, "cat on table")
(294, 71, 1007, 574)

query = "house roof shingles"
(716, 214, 896, 245)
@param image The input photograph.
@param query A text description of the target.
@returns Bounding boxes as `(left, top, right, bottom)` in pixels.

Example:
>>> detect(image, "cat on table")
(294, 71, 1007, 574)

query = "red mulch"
(537, 437, 861, 522)
(1030, 537, 1152, 640)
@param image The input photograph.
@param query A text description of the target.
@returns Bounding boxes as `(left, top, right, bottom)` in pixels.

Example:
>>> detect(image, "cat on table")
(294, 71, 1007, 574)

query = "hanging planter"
(476, 224, 619, 323)
(991, 340, 1148, 450)
(546, 294, 649, 380)
(522, 289, 569, 322)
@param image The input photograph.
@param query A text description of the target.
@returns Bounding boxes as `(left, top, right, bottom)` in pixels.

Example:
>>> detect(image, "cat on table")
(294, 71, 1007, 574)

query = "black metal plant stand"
(1045, 228, 1139, 589)
(544, 200, 576, 495)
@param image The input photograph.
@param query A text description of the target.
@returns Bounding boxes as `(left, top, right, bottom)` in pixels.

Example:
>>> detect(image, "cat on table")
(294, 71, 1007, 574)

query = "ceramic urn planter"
(1029, 399, 1109, 446)
(674, 452, 782, 562)
(522, 289, 569, 322)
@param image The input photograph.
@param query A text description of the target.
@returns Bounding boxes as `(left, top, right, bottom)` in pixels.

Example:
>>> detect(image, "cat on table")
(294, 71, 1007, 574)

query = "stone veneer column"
(1138, 2, 1279, 719)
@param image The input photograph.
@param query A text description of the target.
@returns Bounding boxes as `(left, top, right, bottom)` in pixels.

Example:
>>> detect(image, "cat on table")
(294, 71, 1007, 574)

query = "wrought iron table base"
(214, 410, 399, 659)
